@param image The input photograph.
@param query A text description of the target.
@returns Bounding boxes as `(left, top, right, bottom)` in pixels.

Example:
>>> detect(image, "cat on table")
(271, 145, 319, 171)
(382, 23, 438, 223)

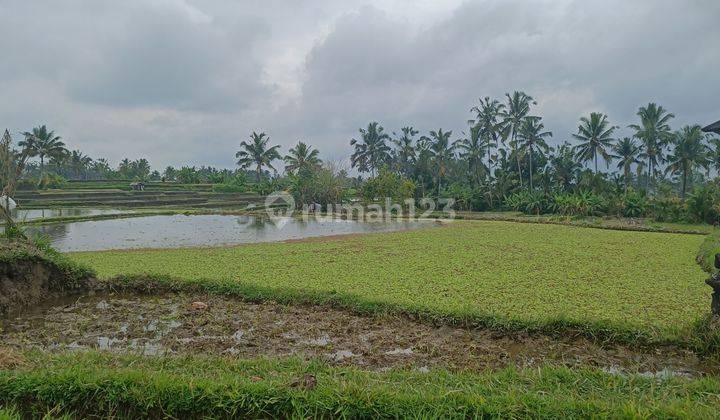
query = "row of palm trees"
(235, 132, 322, 182)
(345, 92, 717, 198)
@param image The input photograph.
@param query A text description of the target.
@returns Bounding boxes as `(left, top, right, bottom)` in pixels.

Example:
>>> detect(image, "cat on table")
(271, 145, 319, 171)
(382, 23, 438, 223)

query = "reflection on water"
(23, 214, 435, 252)
(10, 208, 127, 221)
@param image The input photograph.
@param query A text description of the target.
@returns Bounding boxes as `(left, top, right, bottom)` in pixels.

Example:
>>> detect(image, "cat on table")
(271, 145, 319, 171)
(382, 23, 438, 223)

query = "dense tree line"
(7, 91, 720, 222)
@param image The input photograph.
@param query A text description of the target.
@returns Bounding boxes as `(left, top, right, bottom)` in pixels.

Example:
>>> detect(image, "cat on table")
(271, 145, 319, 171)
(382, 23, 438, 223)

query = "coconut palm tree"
(501, 91, 535, 187)
(19, 125, 67, 182)
(458, 125, 487, 186)
(470, 97, 505, 179)
(391, 126, 418, 178)
(68, 150, 93, 179)
(665, 125, 710, 199)
(422, 129, 456, 195)
(572, 112, 617, 174)
(708, 137, 720, 176)
(611, 137, 642, 191)
(284, 141, 321, 174)
(236, 132, 282, 183)
(350, 122, 391, 176)
(516, 117, 552, 190)
(548, 142, 581, 191)
(629, 103, 674, 191)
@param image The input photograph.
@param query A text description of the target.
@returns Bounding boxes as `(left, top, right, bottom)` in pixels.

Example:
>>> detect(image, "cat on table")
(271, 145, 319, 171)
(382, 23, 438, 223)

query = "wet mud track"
(0, 292, 713, 377)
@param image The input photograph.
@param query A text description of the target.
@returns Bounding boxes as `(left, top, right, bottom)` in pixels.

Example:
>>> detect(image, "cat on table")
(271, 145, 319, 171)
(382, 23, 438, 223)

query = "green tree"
(350, 122, 391, 176)
(516, 117, 552, 190)
(422, 129, 456, 195)
(391, 126, 418, 178)
(19, 125, 68, 184)
(470, 97, 505, 179)
(236, 132, 282, 183)
(284, 141, 321, 174)
(572, 112, 617, 174)
(68, 150, 93, 179)
(665, 125, 710, 199)
(458, 125, 487, 186)
(611, 137, 642, 191)
(548, 142, 581, 191)
(501, 91, 535, 187)
(629, 103, 674, 191)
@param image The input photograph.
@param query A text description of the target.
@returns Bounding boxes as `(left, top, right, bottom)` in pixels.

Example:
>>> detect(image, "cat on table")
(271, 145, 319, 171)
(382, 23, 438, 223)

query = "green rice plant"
(2, 352, 720, 418)
(71, 220, 708, 345)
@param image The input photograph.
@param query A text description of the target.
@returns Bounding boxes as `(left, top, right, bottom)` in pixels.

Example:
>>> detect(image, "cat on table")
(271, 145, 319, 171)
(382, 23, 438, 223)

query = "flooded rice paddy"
(0, 292, 712, 377)
(10, 207, 129, 221)
(22, 214, 435, 252)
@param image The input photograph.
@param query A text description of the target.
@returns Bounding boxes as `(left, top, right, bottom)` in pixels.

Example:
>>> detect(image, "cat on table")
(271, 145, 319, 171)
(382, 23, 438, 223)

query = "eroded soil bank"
(1, 292, 715, 377)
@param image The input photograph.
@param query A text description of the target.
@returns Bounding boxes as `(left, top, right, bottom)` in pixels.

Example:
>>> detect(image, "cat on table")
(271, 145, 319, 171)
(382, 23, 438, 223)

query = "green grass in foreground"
(2, 351, 720, 418)
(71, 220, 709, 344)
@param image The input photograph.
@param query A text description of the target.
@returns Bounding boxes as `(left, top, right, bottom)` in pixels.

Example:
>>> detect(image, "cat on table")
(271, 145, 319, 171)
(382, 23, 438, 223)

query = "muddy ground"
(0, 292, 714, 377)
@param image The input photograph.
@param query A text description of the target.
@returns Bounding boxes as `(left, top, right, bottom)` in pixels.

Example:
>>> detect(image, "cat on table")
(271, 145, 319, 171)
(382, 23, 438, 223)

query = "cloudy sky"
(2, 0, 718, 170)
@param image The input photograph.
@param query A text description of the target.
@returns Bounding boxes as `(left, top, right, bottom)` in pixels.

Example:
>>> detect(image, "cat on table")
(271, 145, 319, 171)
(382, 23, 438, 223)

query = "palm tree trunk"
(37, 155, 45, 188)
(529, 148, 533, 190)
(513, 131, 523, 187)
(624, 165, 630, 193)
(682, 170, 687, 200)
(594, 153, 598, 174)
(256, 164, 261, 183)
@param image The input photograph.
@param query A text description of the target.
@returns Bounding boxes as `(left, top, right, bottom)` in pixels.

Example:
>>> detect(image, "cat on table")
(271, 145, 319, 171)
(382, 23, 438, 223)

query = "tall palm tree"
(572, 112, 617, 174)
(458, 125, 487, 186)
(665, 125, 710, 199)
(19, 125, 67, 180)
(350, 122, 391, 176)
(68, 150, 93, 179)
(236, 132, 282, 182)
(708, 137, 720, 177)
(284, 141, 321, 174)
(516, 117, 552, 190)
(422, 129, 456, 195)
(391, 126, 418, 178)
(470, 97, 505, 179)
(548, 142, 581, 191)
(628, 103, 674, 191)
(501, 91, 535, 187)
(611, 137, 642, 191)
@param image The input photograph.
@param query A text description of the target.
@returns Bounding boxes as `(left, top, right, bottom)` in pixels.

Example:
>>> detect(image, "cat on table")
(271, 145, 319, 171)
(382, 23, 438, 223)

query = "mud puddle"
(0, 293, 714, 377)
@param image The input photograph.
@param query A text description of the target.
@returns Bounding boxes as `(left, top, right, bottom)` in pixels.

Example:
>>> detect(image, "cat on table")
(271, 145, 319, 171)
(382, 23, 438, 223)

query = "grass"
(71, 220, 709, 345)
(1, 351, 720, 418)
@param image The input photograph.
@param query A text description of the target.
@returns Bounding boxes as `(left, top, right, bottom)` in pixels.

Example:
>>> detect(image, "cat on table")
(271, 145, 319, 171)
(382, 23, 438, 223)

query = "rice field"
(71, 220, 709, 342)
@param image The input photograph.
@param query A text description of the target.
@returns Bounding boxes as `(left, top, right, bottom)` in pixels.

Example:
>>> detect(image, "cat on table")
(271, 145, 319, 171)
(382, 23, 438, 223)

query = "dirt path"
(1, 292, 713, 377)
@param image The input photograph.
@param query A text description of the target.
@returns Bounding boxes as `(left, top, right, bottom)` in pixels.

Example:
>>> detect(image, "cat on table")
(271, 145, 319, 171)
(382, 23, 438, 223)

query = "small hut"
(703, 120, 720, 135)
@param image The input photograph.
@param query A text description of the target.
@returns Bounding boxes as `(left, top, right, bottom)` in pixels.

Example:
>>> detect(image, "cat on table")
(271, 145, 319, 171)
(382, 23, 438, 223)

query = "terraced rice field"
(71, 220, 709, 342)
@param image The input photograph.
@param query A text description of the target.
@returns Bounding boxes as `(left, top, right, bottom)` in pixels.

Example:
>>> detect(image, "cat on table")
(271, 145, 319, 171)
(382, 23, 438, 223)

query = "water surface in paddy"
(23, 214, 435, 251)
(10, 207, 128, 221)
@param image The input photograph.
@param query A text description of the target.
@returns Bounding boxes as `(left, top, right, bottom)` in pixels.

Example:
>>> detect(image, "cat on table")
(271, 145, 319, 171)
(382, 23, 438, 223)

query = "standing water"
(22, 214, 436, 251)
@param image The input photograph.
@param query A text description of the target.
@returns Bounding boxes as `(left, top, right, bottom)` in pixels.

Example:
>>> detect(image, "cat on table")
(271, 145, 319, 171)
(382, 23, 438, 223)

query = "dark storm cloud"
(296, 0, 720, 152)
(0, 0, 718, 167)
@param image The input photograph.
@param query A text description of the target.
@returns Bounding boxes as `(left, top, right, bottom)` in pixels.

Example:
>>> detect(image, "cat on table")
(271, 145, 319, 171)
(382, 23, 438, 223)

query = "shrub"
(212, 173, 247, 193)
(610, 190, 649, 218)
(548, 191, 604, 217)
(361, 169, 415, 204)
(686, 185, 720, 224)
(650, 195, 687, 222)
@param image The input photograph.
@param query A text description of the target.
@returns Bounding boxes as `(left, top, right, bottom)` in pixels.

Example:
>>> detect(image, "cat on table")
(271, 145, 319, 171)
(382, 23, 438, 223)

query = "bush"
(609, 190, 649, 218)
(38, 173, 66, 189)
(686, 184, 720, 224)
(548, 191, 605, 217)
(212, 173, 247, 193)
(504, 191, 548, 215)
(361, 169, 415, 204)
